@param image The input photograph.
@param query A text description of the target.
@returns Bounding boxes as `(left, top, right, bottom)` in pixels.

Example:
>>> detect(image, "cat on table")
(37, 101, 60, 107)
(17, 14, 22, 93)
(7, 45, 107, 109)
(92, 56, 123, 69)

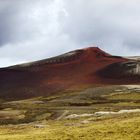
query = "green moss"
(107, 92, 140, 100)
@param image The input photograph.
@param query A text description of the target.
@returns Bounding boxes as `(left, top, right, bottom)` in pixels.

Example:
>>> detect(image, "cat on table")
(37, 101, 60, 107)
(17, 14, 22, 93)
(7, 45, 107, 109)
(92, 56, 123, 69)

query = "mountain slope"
(0, 47, 140, 100)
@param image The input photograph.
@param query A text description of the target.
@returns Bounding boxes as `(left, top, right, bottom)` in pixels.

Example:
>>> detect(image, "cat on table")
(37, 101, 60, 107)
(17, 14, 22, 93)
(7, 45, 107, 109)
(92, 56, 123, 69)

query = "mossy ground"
(0, 85, 140, 139)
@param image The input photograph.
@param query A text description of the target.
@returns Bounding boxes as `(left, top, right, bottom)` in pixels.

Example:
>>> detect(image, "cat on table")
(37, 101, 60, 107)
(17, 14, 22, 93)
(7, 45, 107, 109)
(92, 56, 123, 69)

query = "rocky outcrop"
(9, 50, 84, 69)
(97, 60, 140, 78)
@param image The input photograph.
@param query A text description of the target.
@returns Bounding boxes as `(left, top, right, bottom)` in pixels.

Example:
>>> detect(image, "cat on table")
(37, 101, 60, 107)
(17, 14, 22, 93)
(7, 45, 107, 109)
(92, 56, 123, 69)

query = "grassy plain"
(0, 85, 140, 140)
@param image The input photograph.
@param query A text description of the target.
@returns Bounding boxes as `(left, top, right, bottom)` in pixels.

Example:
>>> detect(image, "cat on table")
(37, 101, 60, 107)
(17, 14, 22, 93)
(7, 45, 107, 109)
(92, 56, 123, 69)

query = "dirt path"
(56, 110, 69, 120)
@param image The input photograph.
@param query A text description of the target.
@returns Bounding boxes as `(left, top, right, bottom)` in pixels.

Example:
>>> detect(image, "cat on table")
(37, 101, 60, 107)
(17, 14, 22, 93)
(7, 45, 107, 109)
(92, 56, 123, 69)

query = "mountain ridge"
(0, 47, 140, 100)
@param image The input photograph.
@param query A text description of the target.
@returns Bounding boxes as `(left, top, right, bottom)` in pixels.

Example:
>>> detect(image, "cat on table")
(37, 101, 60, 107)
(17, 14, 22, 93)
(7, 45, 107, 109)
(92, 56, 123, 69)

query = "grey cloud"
(0, 0, 140, 67)
(63, 0, 140, 54)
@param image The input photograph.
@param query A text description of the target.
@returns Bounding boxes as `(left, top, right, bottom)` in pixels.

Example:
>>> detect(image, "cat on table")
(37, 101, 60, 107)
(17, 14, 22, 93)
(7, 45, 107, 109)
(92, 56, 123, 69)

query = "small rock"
(34, 124, 46, 128)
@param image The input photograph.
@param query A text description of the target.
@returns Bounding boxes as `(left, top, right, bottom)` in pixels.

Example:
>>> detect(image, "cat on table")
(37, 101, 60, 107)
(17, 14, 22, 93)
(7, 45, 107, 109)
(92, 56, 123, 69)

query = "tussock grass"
(0, 113, 140, 140)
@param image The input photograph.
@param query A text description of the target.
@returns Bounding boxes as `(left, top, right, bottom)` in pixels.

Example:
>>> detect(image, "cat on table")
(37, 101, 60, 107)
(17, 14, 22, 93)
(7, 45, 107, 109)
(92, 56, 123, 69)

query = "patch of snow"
(65, 113, 94, 119)
(94, 111, 116, 116)
(118, 109, 140, 114)
(65, 109, 140, 119)
(123, 85, 140, 89)
(94, 109, 140, 116)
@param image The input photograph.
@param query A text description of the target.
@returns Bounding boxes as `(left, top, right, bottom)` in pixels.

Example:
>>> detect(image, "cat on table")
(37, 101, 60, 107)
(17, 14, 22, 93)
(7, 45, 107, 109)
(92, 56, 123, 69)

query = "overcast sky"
(0, 0, 140, 67)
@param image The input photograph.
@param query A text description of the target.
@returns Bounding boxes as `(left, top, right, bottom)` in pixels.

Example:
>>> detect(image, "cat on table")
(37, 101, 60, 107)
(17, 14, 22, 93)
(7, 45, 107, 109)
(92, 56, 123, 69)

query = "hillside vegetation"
(0, 85, 140, 139)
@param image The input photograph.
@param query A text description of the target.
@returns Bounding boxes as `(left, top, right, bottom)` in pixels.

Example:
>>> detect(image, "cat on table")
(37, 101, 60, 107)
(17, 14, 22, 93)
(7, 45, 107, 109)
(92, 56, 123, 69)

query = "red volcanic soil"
(0, 47, 140, 99)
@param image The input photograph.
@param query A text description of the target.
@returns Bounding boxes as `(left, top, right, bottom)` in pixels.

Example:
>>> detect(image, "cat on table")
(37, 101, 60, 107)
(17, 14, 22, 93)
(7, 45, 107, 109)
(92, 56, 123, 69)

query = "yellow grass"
(0, 113, 140, 140)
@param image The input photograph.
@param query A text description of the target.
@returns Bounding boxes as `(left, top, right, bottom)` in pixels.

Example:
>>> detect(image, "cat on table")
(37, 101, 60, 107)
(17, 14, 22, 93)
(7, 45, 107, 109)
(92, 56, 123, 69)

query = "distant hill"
(0, 47, 140, 100)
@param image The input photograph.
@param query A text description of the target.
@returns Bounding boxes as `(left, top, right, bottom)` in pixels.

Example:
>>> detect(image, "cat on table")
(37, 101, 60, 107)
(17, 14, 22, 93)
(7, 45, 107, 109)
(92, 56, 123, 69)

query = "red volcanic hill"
(0, 47, 140, 100)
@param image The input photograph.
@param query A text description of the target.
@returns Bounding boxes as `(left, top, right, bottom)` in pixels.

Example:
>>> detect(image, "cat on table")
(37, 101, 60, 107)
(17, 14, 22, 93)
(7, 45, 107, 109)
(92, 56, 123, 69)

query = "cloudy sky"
(0, 0, 140, 67)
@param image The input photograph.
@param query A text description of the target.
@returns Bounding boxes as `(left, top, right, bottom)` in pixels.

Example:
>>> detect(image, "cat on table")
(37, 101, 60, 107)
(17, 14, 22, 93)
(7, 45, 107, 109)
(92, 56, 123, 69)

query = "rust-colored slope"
(0, 47, 140, 100)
